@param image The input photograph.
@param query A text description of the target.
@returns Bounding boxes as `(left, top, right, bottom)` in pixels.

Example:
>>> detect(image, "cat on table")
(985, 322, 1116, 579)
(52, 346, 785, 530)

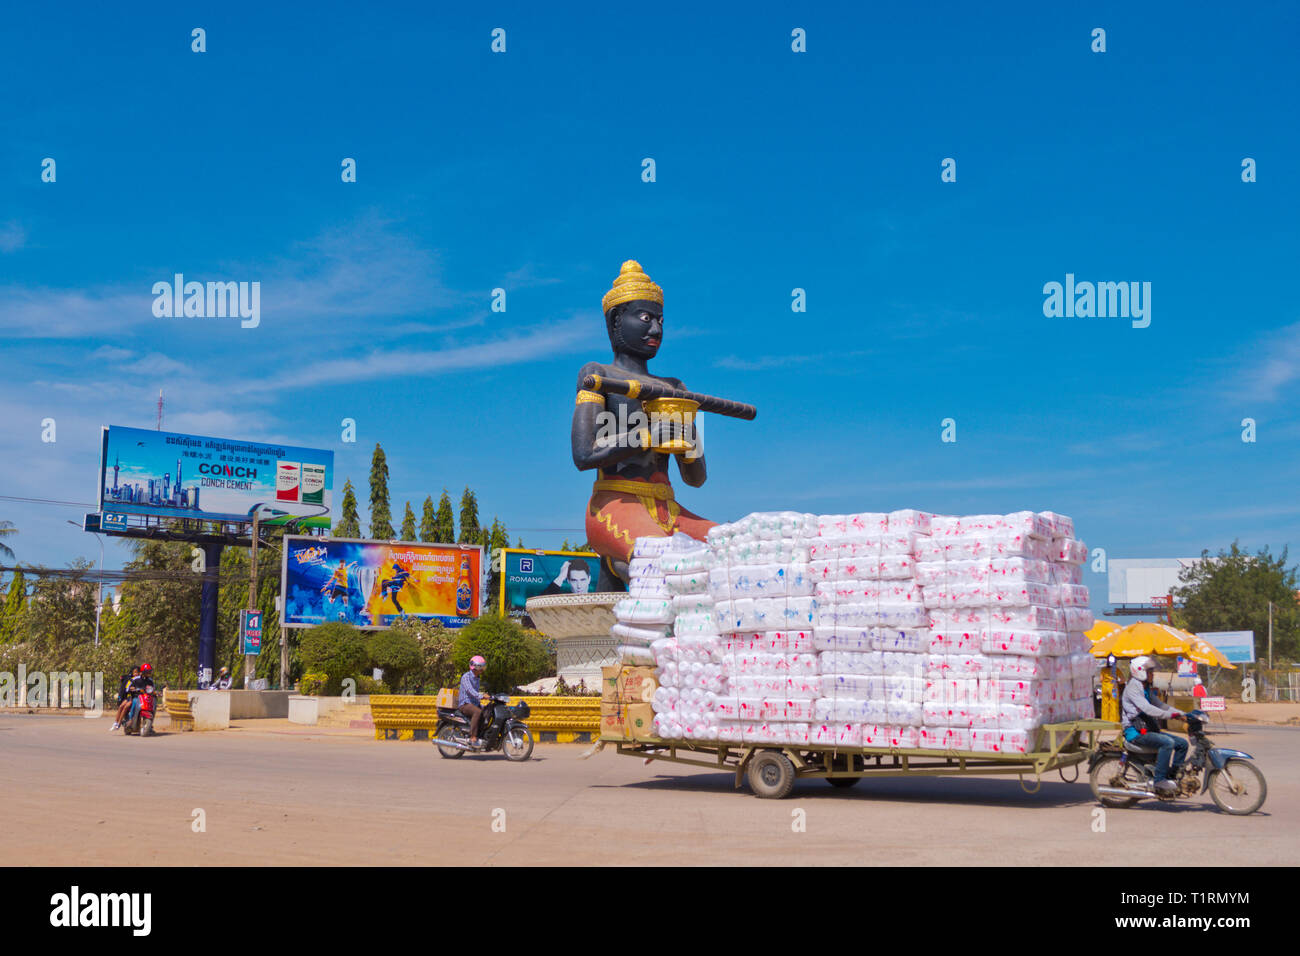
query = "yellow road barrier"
(370, 693, 601, 741)
(163, 690, 194, 732)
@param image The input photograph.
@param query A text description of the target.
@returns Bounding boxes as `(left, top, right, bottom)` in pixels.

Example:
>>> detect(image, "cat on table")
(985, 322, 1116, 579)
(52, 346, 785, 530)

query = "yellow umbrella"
(1090, 621, 1237, 669)
(1085, 619, 1121, 643)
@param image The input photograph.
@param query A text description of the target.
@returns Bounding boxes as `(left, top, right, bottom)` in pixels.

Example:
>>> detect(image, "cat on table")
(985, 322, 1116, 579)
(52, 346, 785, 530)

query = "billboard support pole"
(1268, 601, 1274, 671)
(198, 542, 223, 688)
(245, 511, 260, 690)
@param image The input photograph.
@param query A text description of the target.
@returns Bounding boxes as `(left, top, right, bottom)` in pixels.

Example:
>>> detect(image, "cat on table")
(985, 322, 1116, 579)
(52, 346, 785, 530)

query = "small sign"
(1200, 696, 1226, 712)
(1150, 595, 1171, 607)
(241, 610, 263, 654)
(1175, 656, 1198, 677)
(101, 512, 128, 531)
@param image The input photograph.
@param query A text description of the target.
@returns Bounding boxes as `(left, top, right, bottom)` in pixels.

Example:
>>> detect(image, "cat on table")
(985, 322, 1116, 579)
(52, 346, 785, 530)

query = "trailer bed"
(608, 719, 1120, 798)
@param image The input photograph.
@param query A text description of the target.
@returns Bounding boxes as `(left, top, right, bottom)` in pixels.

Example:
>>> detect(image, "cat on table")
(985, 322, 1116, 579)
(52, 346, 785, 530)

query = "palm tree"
(0, 521, 15, 561)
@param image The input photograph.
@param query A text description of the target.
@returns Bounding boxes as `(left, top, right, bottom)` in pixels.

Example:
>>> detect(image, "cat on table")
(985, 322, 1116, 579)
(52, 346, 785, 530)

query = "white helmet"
(1129, 656, 1155, 683)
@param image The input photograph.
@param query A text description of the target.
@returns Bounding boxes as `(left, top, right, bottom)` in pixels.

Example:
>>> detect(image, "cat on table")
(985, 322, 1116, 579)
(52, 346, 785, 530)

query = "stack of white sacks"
(627, 510, 1095, 755)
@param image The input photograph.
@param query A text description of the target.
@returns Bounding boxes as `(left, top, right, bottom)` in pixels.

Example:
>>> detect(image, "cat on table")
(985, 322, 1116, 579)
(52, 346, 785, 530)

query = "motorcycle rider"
(1122, 656, 1188, 794)
(457, 655, 488, 750)
(111, 666, 141, 731)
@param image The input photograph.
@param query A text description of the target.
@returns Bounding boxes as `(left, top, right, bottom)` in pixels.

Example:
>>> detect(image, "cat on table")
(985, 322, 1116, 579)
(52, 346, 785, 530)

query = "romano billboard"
(99, 425, 334, 528)
(281, 536, 483, 629)
(499, 548, 601, 618)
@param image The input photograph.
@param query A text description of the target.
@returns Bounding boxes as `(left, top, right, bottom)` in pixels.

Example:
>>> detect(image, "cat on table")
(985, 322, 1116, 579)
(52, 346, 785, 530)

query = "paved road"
(1, 715, 1295, 865)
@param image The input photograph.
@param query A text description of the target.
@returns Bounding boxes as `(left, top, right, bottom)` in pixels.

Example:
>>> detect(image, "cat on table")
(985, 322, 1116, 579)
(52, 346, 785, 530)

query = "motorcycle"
(1089, 709, 1266, 815)
(123, 688, 157, 737)
(435, 694, 533, 761)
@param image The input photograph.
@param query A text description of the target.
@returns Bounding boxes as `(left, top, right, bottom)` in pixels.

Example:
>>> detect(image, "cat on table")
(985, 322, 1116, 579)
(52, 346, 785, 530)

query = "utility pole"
(245, 511, 260, 689)
(1268, 600, 1274, 671)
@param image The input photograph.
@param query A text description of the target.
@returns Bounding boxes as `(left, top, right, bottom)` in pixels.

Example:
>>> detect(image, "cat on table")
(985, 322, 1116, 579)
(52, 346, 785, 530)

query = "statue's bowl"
(525, 592, 622, 687)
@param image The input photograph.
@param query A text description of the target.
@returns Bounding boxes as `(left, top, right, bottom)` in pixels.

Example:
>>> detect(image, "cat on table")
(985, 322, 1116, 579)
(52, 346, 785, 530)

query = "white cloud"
(0, 221, 25, 253)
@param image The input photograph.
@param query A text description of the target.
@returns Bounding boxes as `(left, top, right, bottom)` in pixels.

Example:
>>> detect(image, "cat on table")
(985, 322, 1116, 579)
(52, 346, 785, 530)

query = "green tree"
(299, 621, 369, 695)
(369, 444, 394, 539)
(419, 496, 437, 542)
(336, 479, 361, 538)
(434, 489, 456, 543)
(119, 540, 203, 688)
(1173, 542, 1300, 663)
(457, 487, 480, 544)
(27, 560, 97, 665)
(452, 613, 549, 692)
(0, 520, 17, 561)
(366, 629, 422, 691)
(388, 617, 458, 693)
(400, 501, 417, 541)
(0, 567, 27, 643)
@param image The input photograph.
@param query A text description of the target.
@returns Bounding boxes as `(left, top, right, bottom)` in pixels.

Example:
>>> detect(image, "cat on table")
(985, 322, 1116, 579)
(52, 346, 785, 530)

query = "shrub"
(452, 614, 550, 693)
(299, 671, 329, 696)
(356, 675, 390, 695)
(298, 622, 368, 695)
(388, 617, 458, 694)
(365, 629, 421, 692)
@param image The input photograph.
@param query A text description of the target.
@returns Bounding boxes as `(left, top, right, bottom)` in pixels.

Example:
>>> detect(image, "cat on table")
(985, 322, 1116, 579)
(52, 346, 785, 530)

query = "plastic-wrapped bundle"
(661, 548, 711, 574)
(738, 722, 811, 745)
(1051, 538, 1088, 564)
(614, 597, 674, 624)
(987, 655, 1052, 681)
(888, 509, 934, 534)
(618, 645, 655, 665)
(651, 686, 680, 713)
(627, 576, 672, 598)
(1038, 511, 1075, 538)
(664, 570, 710, 595)
(881, 652, 925, 677)
(815, 696, 886, 723)
(924, 678, 982, 706)
(883, 674, 923, 702)
(729, 652, 820, 677)
(819, 650, 883, 675)
(938, 606, 1067, 632)
(923, 581, 1059, 609)
(1057, 584, 1090, 607)
(811, 722, 864, 747)
(674, 611, 720, 638)
(820, 673, 880, 698)
(671, 592, 715, 614)
(919, 727, 972, 751)
(997, 703, 1042, 731)
(886, 699, 922, 725)
(946, 652, 991, 678)
(823, 602, 928, 630)
(818, 513, 888, 537)
(727, 564, 788, 596)
(916, 534, 1052, 563)
(1050, 562, 1083, 586)
(862, 725, 918, 749)
(837, 553, 916, 580)
(931, 512, 1054, 541)
(627, 556, 664, 580)
(759, 698, 818, 722)
(873, 627, 929, 652)
(633, 535, 676, 558)
(989, 678, 1041, 706)
(813, 627, 874, 652)
(612, 622, 671, 646)
(730, 675, 821, 699)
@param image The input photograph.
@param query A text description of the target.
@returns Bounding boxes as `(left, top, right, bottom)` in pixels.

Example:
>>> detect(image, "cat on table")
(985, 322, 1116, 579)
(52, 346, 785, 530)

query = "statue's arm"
(665, 376, 707, 487)
(571, 363, 649, 471)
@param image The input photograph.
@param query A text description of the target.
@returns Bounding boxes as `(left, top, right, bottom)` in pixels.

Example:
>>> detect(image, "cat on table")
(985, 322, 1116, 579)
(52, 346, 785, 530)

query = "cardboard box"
(618, 666, 659, 704)
(625, 703, 656, 741)
(599, 707, 628, 740)
(600, 666, 622, 703)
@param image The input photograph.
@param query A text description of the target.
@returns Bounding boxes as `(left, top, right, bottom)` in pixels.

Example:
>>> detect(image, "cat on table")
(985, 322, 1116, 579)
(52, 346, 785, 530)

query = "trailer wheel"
(747, 750, 796, 799)
(826, 776, 860, 789)
(826, 754, 862, 787)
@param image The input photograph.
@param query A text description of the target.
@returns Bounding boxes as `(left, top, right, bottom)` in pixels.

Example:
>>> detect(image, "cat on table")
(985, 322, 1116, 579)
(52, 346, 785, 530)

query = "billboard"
(1107, 558, 1202, 606)
(99, 425, 334, 528)
(281, 536, 482, 629)
(499, 549, 601, 618)
(1197, 630, 1256, 665)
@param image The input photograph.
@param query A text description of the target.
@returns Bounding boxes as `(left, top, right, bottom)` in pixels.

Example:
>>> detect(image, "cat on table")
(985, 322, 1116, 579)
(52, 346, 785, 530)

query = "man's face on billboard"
(568, 567, 592, 593)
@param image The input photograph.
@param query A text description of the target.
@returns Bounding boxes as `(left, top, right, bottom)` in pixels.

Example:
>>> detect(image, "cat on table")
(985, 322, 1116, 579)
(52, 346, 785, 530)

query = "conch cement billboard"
(281, 536, 482, 629)
(99, 425, 334, 528)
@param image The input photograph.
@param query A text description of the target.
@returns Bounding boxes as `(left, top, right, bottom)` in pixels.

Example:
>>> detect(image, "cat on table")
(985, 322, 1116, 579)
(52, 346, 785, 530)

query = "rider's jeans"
(127, 696, 142, 725)
(1144, 732, 1188, 781)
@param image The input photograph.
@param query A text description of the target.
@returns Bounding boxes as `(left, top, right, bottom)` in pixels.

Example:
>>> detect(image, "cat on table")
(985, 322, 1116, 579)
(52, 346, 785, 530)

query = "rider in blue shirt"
(1122, 656, 1187, 794)
(457, 655, 488, 749)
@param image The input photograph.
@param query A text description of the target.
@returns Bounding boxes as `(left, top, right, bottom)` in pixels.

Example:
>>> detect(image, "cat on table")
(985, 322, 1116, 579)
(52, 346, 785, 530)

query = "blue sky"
(1, 2, 1297, 617)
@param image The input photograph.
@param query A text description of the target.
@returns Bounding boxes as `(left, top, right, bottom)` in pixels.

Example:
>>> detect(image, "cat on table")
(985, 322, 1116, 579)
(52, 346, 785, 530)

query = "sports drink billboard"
(281, 536, 482, 629)
(500, 549, 601, 618)
(99, 425, 334, 528)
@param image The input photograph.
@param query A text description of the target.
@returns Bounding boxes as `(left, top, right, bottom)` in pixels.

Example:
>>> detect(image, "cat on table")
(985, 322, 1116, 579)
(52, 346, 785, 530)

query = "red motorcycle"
(123, 686, 157, 737)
